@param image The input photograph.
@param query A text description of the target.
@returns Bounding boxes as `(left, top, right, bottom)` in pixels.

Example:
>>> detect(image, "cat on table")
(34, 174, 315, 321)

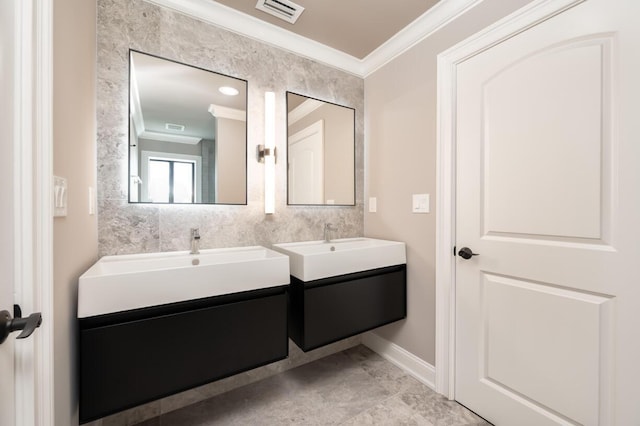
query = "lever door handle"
(0, 309, 42, 345)
(457, 247, 479, 260)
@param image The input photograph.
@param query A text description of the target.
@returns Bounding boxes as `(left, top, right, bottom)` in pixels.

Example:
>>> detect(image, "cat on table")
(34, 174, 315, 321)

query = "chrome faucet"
(190, 228, 201, 254)
(324, 223, 338, 243)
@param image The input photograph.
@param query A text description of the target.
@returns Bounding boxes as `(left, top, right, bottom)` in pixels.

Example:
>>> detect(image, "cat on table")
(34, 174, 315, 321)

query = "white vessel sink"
(272, 238, 406, 282)
(78, 246, 290, 318)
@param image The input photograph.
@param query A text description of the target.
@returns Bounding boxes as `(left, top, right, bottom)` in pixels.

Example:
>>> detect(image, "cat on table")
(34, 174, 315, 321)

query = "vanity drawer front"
(298, 265, 406, 351)
(79, 291, 287, 424)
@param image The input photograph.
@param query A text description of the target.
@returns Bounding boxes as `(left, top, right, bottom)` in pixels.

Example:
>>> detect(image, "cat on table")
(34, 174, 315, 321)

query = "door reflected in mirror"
(129, 50, 247, 204)
(286, 92, 355, 206)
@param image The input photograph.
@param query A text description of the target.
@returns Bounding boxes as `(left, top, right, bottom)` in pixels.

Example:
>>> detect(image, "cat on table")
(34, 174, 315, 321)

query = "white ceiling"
(132, 51, 247, 140)
(145, 0, 483, 77)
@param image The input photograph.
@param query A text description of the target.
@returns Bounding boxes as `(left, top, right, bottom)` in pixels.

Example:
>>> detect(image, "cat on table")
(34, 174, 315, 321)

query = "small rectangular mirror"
(129, 50, 247, 204)
(286, 92, 355, 206)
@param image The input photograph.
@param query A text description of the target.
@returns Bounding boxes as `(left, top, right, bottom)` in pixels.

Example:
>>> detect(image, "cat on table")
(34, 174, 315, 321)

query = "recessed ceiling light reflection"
(219, 86, 239, 96)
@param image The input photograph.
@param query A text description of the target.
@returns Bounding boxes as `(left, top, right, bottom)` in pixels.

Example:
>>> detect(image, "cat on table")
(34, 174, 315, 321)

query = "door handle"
(457, 247, 479, 260)
(0, 308, 42, 345)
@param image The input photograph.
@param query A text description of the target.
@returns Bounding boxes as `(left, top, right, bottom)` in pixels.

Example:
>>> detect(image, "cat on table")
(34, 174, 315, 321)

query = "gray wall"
(215, 117, 247, 204)
(363, 0, 536, 365)
(53, 0, 98, 424)
(289, 103, 355, 205)
(97, 0, 364, 257)
(138, 138, 202, 157)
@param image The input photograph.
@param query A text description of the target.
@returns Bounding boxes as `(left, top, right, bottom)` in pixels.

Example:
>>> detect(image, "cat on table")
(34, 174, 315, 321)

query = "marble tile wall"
(97, 0, 364, 257)
(95, 0, 364, 423)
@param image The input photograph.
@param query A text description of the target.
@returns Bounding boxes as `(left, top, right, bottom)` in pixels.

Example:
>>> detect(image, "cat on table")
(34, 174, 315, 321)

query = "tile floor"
(136, 345, 490, 425)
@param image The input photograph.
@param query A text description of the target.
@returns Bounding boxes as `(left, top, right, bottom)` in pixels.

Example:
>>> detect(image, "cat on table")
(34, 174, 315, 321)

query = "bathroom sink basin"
(272, 238, 406, 282)
(78, 246, 290, 318)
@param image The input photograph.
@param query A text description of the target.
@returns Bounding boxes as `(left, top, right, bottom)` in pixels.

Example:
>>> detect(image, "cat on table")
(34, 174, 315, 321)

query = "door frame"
(434, 0, 584, 399)
(12, 0, 55, 424)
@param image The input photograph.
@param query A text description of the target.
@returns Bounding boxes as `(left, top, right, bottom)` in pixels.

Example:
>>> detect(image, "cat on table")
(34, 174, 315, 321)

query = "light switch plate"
(412, 193, 429, 214)
(54, 176, 68, 217)
(369, 197, 377, 213)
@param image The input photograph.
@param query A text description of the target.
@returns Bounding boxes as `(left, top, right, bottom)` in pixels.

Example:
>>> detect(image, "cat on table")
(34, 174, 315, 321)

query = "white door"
(455, 0, 639, 424)
(1, 1, 51, 424)
(288, 120, 324, 204)
(0, 0, 18, 423)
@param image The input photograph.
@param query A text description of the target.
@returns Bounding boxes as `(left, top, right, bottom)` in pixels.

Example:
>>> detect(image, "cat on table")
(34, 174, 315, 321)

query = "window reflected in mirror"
(286, 92, 355, 206)
(129, 50, 247, 204)
(147, 159, 194, 203)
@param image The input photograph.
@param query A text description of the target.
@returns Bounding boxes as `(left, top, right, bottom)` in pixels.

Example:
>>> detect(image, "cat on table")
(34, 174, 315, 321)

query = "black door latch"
(0, 306, 42, 345)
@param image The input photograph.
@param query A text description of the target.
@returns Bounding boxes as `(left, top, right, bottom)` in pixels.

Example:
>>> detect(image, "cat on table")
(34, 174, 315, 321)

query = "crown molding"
(129, 62, 145, 137)
(288, 98, 323, 125)
(144, 0, 364, 76)
(208, 104, 247, 121)
(361, 0, 484, 77)
(139, 130, 202, 145)
(144, 0, 484, 78)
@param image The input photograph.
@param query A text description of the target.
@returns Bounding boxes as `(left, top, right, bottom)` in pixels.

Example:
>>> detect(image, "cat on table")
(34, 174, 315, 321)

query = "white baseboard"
(362, 332, 436, 390)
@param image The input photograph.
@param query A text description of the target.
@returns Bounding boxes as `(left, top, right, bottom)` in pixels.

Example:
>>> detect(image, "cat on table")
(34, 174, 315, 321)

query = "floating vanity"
(78, 246, 290, 424)
(273, 238, 407, 352)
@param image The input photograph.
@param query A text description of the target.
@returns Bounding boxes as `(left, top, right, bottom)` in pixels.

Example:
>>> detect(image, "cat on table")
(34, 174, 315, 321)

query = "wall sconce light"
(260, 91, 276, 214)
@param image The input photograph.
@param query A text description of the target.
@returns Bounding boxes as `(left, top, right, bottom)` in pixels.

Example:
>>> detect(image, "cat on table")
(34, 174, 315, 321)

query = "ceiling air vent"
(165, 123, 185, 131)
(255, 0, 305, 24)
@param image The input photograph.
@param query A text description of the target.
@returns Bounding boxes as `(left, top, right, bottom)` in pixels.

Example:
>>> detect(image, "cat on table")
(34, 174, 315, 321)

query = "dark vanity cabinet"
(79, 286, 288, 424)
(288, 264, 406, 352)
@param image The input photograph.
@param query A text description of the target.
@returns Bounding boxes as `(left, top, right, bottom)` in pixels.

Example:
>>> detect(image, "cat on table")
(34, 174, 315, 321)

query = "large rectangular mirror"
(129, 50, 247, 204)
(286, 92, 355, 206)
